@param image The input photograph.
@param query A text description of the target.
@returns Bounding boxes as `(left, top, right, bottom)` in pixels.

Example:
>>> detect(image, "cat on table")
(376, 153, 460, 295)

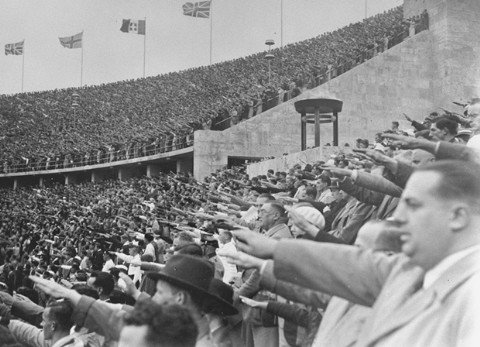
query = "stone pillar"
(404, 0, 480, 104)
(13, 178, 18, 190)
(39, 177, 45, 188)
(146, 164, 162, 178)
(65, 174, 77, 186)
(176, 158, 193, 175)
(91, 171, 106, 183)
(118, 167, 135, 181)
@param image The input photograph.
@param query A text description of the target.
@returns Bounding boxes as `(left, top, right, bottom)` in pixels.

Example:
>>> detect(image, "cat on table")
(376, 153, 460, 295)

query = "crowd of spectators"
(0, 98, 479, 346)
(0, 6, 429, 174)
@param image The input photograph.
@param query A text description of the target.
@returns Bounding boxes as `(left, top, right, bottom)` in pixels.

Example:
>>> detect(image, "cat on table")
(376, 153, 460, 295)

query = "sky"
(0, 0, 403, 95)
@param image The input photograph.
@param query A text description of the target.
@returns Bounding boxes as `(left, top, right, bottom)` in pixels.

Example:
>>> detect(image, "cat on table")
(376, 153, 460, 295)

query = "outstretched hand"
(119, 272, 141, 300)
(216, 248, 266, 270)
(29, 276, 81, 305)
(239, 296, 268, 309)
(232, 227, 277, 259)
(381, 133, 430, 150)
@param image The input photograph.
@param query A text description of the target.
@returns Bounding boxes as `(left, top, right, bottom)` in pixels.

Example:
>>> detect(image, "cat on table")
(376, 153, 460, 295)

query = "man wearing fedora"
(30, 254, 216, 347)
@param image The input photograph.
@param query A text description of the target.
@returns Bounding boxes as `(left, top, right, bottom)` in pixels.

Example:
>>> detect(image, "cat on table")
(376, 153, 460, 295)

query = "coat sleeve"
(266, 301, 312, 328)
(272, 240, 403, 307)
(339, 178, 385, 207)
(72, 295, 129, 341)
(8, 320, 47, 347)
(436, 141, 480, 162)
(355, 171, 403, 198)
(392, 160, 415, 189)
(260, 260, 330, 309)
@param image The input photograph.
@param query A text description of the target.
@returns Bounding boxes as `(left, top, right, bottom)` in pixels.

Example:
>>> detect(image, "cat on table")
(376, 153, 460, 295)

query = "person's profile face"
(391, 171, 453, 270)
(152, 280, 179, 306)
(429, 123, 445, 141)
(259, 204, 276, 230)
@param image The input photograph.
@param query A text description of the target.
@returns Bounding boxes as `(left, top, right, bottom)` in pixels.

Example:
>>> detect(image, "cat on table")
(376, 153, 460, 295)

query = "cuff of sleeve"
(351, 169, 358, 182)
(434, 141, 441, 156)
(259, 260, 277, 292)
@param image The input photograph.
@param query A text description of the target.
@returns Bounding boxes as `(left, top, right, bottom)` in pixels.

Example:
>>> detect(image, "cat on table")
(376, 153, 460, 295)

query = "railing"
(1, 134, 194, 174)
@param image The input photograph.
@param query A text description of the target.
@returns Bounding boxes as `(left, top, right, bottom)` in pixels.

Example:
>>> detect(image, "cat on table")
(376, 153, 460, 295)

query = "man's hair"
(144, 233, 154, 242)
(319, 175, 331, 186)
(266, 202, 287, 218)
(90, 271, 115, 296)
(45, 299, 74, 332)
(416, 160, 480, 212)
(123, 300, 198, 347)
(392, 121, 399, 127)
(433, 116, 458, 135)
(257, 193, 275, 201)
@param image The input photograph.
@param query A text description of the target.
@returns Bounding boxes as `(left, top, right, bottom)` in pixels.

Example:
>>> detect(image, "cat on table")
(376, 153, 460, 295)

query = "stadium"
(0, 0, 479, 346)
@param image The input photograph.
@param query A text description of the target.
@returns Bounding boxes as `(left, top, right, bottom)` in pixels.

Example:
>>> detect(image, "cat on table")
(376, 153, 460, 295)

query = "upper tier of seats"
(0, 6, 429, 173)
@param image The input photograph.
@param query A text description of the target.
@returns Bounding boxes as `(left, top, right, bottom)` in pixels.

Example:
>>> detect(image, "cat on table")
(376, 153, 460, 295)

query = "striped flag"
(5, 41, 24, 55)
(120, 19, 146, 35)
(59, 32, 83, 49)
(183, 1, 211, 18)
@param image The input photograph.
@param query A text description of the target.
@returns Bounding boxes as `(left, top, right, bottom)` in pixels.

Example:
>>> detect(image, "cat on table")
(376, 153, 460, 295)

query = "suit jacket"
(339, 178, 398, 220)
(329, 200, 375, 244)
(272, 240, 480, 347)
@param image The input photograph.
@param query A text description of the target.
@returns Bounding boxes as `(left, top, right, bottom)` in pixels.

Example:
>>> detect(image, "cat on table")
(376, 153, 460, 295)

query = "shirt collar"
(423, 244, 480, 289)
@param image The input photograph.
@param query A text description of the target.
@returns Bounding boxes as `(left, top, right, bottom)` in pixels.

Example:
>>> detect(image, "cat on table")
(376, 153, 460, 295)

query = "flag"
(120, 19, 146, 35)
(5, 41, 24, 55)
(183, 1, 211, 18)
(59, 32, 83, 49)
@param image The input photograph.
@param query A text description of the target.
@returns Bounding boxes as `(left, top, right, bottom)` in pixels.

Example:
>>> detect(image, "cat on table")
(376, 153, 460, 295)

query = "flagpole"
(143, 17, 146, 78)
(21, 40, 25, 92)
(80, 30, 84, 87)
(280, 0, 283, 48)
(209, 1, 213, 65)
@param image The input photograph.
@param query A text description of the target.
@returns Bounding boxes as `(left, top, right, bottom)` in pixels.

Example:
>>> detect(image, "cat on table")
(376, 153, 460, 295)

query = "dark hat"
(203, 278, 238, 316)
(147, 254, 213, 297)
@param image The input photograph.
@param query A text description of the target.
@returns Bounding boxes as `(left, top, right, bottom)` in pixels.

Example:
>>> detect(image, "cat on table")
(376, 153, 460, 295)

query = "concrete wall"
(246, 146, 350, 178)
(194, 99, 300, 179)
(194, 30, 436, 180)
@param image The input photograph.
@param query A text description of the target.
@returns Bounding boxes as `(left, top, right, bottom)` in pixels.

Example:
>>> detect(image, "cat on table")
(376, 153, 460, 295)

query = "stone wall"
(246, 145, 350, 178)
(194, 30, 436, 180)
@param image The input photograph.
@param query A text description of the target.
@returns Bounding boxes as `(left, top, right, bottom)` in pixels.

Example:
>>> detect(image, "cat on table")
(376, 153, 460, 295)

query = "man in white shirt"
(113, 244, 142, 286)
(215, 230, 239, 284)
(101, 252, 115, 272)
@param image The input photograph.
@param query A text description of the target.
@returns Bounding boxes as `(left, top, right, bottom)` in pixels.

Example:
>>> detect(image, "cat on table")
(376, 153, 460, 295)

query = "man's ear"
(449, 204, 470, 232)
(176, 290, 187, 305)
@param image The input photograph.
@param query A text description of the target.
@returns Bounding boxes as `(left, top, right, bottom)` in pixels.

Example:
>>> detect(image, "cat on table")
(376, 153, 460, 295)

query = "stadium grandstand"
(1, 0, 480, 346)
(0, 5, 429, 175)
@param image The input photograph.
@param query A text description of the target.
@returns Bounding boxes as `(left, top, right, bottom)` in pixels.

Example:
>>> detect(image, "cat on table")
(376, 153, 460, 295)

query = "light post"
(71, 93, 79, 129)
(265, 39, 275, 85)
